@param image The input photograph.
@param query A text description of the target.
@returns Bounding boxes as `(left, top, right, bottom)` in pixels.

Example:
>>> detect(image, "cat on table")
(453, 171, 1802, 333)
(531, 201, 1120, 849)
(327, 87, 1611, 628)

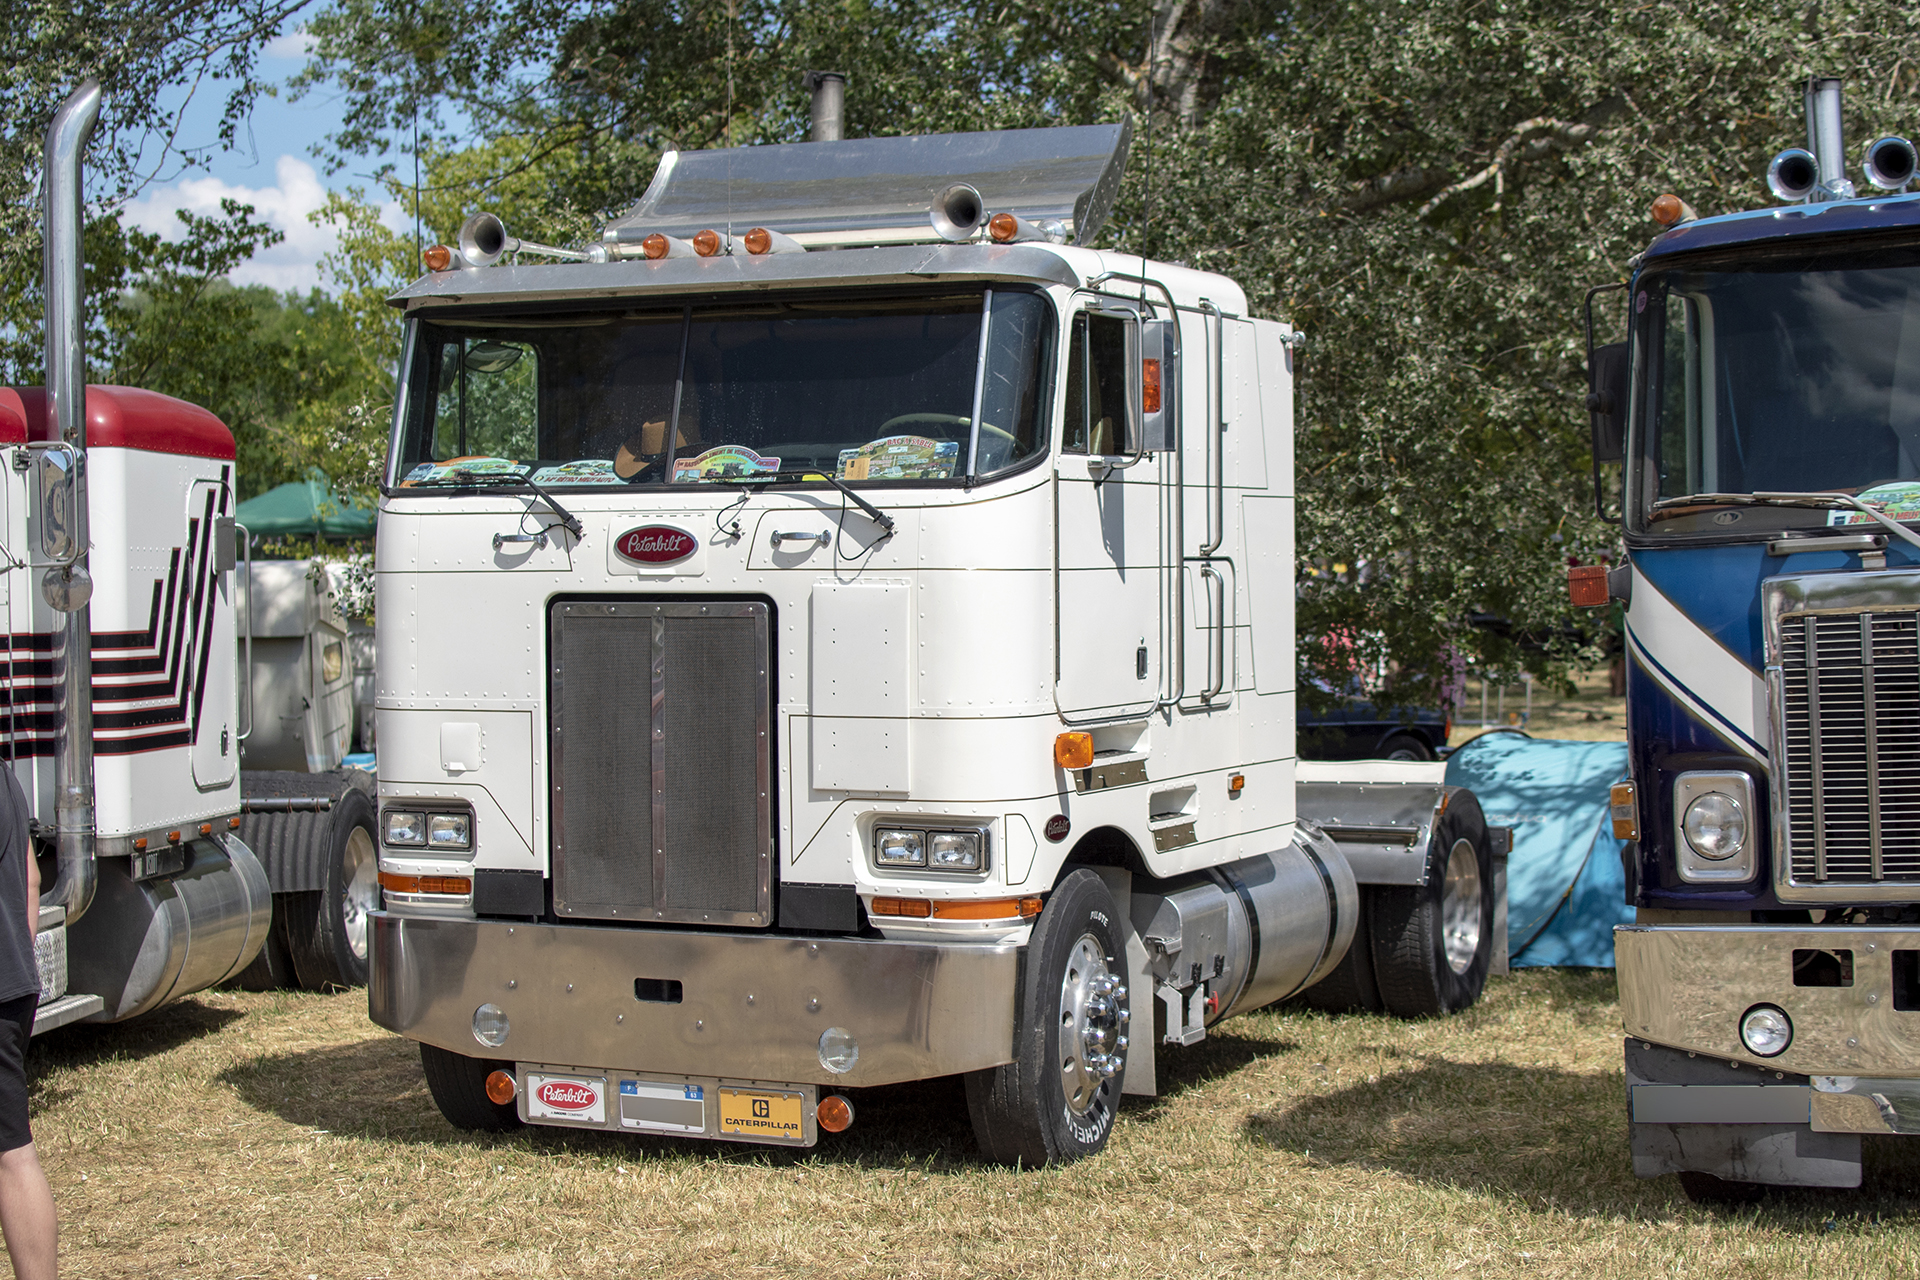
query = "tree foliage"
(293, 0, 1920, 694)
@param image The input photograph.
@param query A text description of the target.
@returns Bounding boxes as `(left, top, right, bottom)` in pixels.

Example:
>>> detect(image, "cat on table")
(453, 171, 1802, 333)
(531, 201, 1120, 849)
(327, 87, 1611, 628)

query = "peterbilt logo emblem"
(537, 1081, 599, 1111)
(1044, 815, 1071, 843)
(614, 525, 697, 565)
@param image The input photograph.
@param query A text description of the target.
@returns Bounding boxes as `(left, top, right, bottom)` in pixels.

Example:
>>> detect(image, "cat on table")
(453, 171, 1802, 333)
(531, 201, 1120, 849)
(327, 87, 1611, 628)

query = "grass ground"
(1451, 667, 1626, 748)
(23, 969, 1920, 1279)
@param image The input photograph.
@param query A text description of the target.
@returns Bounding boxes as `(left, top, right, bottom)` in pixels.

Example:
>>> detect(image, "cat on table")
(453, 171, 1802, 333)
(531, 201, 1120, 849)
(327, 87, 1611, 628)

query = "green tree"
(293, 0, 1920, 696)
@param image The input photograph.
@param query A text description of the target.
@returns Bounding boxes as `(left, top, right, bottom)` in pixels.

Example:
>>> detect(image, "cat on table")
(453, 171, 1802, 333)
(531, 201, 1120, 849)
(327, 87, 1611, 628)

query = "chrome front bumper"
(369, 912, 1021, 1087)
(1616, 923, 1920, 1079)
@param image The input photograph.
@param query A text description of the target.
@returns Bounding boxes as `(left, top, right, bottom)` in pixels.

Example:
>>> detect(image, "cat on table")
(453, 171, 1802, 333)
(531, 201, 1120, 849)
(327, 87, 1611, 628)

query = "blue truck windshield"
(392, 289, 1052, 489)
(1634, 241, 1920, 535)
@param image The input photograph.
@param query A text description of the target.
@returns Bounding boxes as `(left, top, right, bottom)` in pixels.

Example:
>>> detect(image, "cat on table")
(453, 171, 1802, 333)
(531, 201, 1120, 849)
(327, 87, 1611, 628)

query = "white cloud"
(121, 155, 406, 294)
(264, 29, 316, 61)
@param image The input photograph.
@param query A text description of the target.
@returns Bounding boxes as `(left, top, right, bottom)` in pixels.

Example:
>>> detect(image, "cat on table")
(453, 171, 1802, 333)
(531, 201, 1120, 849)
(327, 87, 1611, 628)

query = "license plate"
(717, 1087, 804, 1141)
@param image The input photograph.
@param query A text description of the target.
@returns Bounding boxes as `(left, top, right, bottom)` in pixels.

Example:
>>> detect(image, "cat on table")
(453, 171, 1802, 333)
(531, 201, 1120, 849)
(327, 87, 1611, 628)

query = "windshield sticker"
(838, 436, 960, 481)
(672, 446, 783, 482)
(1830, 482, 1920, 526)
(530, 459, 620, 486)
(400, 457, 527, 486)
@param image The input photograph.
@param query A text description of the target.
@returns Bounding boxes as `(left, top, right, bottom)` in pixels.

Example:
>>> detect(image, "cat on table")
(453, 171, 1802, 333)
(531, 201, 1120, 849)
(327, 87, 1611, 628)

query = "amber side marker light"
(485, 1070, 517, 1106)
(817, 1094, 855, 1133)
(1568, 564, 1610, 607)
(1142, 358, 1163, 413)
(1054, 731, 1094, 770)
(422, 244, 454, 272)
(1228, 773, 1246, 795)
(379, 871, 473, 895)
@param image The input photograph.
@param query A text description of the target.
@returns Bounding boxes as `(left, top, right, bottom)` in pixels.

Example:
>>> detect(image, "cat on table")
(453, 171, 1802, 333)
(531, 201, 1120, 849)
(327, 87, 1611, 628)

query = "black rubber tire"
(286, 788, 381, 990)
(964, 869, 1130, 1167)
(1379, 733, 1436, 762)
(1676, 1170, 1767, 1205)
(1371, 794, 1494, 1017)
(420, 1043, 522, 1132)
(1299, 887, 1385, 1013)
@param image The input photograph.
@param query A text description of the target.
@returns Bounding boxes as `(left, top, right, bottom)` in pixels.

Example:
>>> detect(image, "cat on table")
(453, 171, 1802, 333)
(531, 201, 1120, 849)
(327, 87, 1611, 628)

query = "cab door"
(1055, 305, 1165, 720)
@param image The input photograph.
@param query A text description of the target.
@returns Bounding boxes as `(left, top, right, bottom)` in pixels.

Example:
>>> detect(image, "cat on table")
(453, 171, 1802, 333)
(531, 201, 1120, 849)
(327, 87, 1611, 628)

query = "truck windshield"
(1634, 241, 1920, 535)
(392, 289, 1051, 489)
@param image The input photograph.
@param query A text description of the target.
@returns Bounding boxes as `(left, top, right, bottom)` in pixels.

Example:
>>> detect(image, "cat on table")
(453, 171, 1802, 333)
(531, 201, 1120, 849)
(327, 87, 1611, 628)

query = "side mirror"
(35, 443, 83, 563)
(1587, 341, 1629, 463)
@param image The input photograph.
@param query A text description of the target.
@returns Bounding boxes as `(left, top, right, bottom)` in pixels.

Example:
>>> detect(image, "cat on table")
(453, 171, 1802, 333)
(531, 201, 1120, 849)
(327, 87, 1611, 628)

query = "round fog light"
(818, 1026, 860, 1075)
(1740, 1004, 1793, 1057)
(472, 1002, 510, 1048)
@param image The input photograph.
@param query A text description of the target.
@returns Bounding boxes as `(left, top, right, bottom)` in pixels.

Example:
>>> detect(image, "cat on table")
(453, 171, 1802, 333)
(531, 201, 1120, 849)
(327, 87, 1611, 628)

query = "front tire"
(965, 869, 1130, 1167)
(287, 788, 380, 989)
(420, 1044, 522, 1132)
(1371, 794, 1494, 1016)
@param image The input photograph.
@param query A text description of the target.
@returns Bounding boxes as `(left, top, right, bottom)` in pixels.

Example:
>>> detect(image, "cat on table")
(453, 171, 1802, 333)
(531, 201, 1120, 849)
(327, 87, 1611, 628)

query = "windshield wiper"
(416, 468, 585, 540)
(1652, 490, 1920, 554)
(715, 469, 896, 538)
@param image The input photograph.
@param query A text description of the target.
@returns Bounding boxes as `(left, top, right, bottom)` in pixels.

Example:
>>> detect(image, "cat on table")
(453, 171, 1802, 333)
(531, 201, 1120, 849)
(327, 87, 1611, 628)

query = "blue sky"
(121, 28, 413, 294)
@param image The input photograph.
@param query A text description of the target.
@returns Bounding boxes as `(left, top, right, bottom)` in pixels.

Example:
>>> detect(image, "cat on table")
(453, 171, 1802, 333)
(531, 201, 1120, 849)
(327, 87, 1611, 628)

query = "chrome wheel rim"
(342, 825, 380, 962)
(1440, 838, 1482, 974)
(1057, 934, 1128, 1115)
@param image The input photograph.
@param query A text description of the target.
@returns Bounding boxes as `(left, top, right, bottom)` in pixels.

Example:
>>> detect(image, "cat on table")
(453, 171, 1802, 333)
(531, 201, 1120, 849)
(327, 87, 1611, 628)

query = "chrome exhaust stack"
(41, 79, 101, 923)
(804, 71, 846, 143)
(1804, 77, 1853, 201)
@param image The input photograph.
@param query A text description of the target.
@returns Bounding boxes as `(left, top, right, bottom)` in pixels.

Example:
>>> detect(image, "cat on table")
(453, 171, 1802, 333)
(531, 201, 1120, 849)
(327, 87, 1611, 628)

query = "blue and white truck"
(1579, 78, 1920, 1197)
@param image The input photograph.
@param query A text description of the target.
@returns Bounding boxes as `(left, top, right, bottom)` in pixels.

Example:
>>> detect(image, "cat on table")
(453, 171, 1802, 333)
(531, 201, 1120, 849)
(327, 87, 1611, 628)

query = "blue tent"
(1446, 732, 1633, 967)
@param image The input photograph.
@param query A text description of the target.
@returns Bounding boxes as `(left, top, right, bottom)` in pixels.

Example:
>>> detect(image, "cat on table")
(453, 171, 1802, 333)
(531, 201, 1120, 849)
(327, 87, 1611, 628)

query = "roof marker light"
(743, 227, 806, 255)
(641, 233, 694, 260)
(1650, 194, 1698, 227)
(422, 245, 454, 272)
(692, 229, 728, 257)
(987, 212, 1067, 244)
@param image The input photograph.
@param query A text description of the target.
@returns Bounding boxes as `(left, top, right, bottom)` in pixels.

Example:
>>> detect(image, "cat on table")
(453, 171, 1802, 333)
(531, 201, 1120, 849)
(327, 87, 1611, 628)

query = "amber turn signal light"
(1568, 564, 1610, 608)
(378, 871, 473, 896)
(869, 897, 933, 918)
(485, 1070, 517, 1105)
(422, 244, 454, 272)
(1142, 358, 1162, 413)
(1229, 773, 1245, 794)
(1054, 731, 1094, 770)
(692, 228, 724, 257)
(817, 1094, 855, 1133)
(1610, 780, 1641, 841)
(871, 896, 1042, 920)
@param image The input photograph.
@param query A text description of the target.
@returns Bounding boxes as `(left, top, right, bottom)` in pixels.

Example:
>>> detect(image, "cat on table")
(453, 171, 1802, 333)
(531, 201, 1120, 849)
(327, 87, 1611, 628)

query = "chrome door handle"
(493, 531, 548, 552)
(770, 530, 831, 549)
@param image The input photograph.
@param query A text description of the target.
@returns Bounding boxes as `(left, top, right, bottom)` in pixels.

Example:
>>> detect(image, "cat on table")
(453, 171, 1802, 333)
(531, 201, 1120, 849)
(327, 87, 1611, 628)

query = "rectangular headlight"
(874, 829, 925, 867)
(384, 810, 426, 846)
(929, 831, 982, 871)
(428, 812, 473, 851)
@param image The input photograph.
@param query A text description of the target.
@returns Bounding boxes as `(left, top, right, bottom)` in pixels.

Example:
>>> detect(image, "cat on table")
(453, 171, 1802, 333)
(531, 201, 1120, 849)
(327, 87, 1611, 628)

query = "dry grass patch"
(20, 969, 1920, 1277)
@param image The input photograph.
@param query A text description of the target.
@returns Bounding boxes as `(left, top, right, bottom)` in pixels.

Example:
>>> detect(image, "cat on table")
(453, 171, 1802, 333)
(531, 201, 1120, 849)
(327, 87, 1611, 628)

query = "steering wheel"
(877, 412, 1017, 444)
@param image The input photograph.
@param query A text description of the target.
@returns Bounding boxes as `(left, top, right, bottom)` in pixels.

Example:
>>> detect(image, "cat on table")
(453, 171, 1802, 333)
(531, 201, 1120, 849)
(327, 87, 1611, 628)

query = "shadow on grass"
(218, 1023, 1292, 1173)
(1248, 1054, 1920, 1224)
(26, 999, 248, 1111)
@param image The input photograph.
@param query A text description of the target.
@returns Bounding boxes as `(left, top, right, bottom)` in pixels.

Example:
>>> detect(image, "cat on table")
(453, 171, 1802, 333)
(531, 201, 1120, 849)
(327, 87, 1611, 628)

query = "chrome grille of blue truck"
(1779, 608, 1920, 884)
(548, 599, 773, 926)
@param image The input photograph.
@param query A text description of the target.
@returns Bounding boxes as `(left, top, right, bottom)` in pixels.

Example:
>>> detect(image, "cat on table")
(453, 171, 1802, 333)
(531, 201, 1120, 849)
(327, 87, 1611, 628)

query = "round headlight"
(1740, 1004, 1792, 1057)
(818, 1026, 860, 1074)
(472, 1002, 510, 1048)
(1684, 792, 1747, 860)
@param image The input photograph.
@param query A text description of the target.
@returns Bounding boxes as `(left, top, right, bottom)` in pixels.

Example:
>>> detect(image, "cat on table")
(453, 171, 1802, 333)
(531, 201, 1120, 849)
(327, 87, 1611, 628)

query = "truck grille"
(1779, 608, 1920, 884)
(549, 600, 772, 926)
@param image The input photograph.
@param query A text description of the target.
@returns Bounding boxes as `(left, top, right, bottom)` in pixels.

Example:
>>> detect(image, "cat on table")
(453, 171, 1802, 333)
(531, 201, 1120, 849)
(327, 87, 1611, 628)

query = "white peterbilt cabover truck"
(369, 109, 1507, 1163)
(5, 82, 382, 1032)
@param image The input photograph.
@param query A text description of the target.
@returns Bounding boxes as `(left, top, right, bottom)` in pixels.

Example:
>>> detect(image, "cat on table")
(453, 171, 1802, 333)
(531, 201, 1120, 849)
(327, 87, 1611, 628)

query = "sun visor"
(600, 121, 1132, 250)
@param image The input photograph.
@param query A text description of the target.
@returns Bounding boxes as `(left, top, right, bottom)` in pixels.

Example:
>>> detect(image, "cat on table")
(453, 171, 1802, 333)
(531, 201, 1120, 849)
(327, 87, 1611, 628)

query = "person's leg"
(0, 1141, 53, 1280)
(0, 997, 50, 1279)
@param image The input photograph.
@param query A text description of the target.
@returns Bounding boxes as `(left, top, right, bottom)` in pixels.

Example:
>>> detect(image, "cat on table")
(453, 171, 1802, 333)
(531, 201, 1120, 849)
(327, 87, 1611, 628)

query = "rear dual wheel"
(965, 869, 1130, 1166)
(286, 788, 381, 990)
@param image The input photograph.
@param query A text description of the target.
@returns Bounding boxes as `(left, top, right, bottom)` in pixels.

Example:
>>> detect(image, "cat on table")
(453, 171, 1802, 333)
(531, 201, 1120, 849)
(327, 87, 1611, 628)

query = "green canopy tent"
(236, 469, 375, 539)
